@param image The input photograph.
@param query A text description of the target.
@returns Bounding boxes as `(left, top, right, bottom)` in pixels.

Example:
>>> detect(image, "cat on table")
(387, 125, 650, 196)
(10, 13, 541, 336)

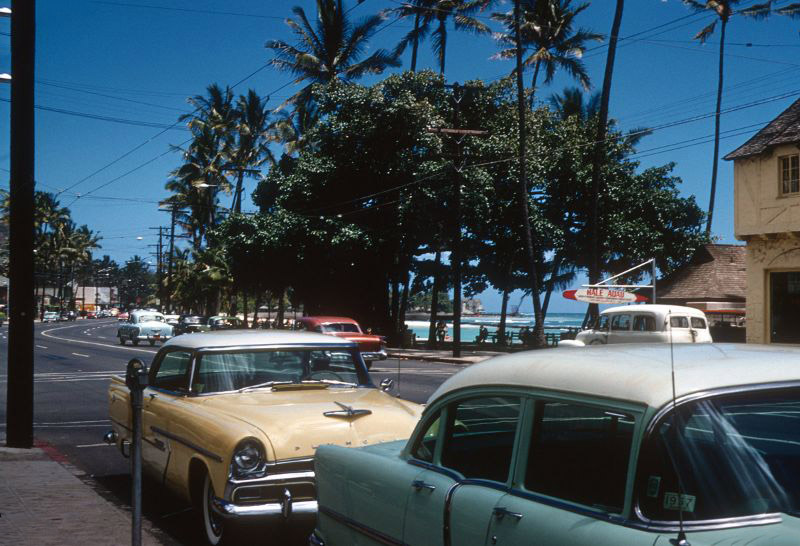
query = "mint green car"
(312, 344, 800, 545)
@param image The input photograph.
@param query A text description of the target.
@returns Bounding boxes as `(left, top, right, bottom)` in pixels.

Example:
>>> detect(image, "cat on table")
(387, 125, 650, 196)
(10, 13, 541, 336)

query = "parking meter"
(126, 358, 148, 546)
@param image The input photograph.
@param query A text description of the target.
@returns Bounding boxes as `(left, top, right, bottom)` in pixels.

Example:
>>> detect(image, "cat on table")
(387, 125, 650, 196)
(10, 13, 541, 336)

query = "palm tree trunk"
(411, 13, 421, 72)
(233, 171, 244, 213)
(242, 291, 248, 328)
(589, 0, 624, 324)
(438, 18, 447, 75)
(514, 0, 545, 347)
(277, 289, 285, 328)
(541, 250, 564, 317)
(252, 291, 262, 328)
(706, 16, 726, 235)
(529, 59, 541, 106)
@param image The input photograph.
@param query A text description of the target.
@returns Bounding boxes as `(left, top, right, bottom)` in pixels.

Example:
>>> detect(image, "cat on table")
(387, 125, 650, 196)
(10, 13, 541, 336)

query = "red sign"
(563, 288, 648, 305)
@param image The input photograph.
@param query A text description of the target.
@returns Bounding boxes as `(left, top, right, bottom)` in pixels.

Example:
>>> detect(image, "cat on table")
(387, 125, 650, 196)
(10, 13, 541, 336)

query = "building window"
(780, 154, 799, 195)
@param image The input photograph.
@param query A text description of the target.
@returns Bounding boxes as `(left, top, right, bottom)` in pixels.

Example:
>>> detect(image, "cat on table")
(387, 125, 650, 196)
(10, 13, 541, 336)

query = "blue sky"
(1, 0, 799, 313)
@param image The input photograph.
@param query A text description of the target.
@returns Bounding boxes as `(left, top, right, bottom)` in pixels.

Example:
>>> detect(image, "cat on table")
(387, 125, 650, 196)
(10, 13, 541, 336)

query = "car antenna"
(667, 309, 690, 546)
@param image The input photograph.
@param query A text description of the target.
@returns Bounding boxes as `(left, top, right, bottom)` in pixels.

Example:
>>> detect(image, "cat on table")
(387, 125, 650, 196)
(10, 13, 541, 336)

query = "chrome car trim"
(150, 426, 223, 463)
(407, 459, 462, 481)
(361, 350, 388, 361)
(632, 504, 783, 532)
(318, 505, 406, 546)
(646, 380, 800, 436)
(212, 495, 317, 519)
(229, 471, 316, 488)
(323, 401, 372, 419)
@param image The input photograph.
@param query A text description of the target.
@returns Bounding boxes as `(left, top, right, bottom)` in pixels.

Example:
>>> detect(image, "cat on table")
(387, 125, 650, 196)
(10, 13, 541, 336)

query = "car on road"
(43, 311, 59, 323)
(164, 314, 180, 327)
(86, 310, 97, 319)
(570, 304, 712, 346)
(208, 315, 245, 331)
(295, 316, 387, 369)
(174, 315, 210, 336)
(312, 344, 800, 546)
(105, 330, 421, 545)
(117, 311, 129, 321)
(116, 309, 173, 346)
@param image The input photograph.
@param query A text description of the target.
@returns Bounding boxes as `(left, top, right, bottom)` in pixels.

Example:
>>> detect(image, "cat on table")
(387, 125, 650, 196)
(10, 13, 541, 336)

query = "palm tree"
(389, 0, 436, 72)
(428, 0, 493, 74)
(548, 86, 600, 120)
(683, 0, 772, 235)
(494, 0, 601, 103)
(229, 90, 275, 213)
(266, 0, 400, 105)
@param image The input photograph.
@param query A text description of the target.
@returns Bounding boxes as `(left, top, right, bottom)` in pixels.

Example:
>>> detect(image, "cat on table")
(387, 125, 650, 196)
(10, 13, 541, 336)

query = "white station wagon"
(312, 344, 800, 546)
(574, 304, 712, 345)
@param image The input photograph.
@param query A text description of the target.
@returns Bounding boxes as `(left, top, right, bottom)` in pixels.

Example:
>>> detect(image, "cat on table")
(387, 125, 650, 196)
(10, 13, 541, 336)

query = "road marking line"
(72, 353, 90, 357)
(36, 345, 48, 349)
(41, 324, 157, 354)
(76, 443, 113, 448)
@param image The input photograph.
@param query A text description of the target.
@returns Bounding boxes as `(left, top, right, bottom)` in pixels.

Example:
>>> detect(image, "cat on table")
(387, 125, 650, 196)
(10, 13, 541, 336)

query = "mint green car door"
(487, 399, 644, 545)
(486, 492, 661, 545)
(404, 395, 524, 546)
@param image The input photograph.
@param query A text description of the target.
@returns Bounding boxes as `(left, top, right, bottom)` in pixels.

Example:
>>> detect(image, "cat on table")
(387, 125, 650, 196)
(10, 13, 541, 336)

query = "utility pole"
(148, 226, 164, 310)
(166, 207, 176, 313)
(6, 0, 36, 448)
(427, 84, 488, 358)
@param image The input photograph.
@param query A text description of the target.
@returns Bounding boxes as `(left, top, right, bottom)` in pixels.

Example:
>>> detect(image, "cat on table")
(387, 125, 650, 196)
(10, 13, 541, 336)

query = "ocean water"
(406, 313, 585, 342)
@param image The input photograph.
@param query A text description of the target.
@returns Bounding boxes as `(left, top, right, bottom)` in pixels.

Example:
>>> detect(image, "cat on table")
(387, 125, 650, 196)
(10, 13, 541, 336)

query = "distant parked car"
(43, 311, 59, 323)
(570, 304, 712, 346)
(163, 314, 180, 327)
(117, 311, 129, 322)
(313, 344, 800, 546)
(86, 310, 97, 319)
(174, 315, 210, 336)
(208, 315, 245, 331)
(296, 316, 387, 369)
(117, 310, 173, 346)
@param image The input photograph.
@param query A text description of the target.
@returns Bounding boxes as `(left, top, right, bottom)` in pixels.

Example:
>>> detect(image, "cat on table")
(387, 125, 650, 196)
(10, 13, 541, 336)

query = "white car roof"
(428, 344, 800, 410)
(599, 304, 706, 317)
(163, 329, 356, 350)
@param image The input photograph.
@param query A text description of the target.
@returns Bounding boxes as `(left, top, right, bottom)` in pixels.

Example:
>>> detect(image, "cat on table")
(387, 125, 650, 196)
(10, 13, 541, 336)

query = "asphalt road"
(0, 318, 462, 545)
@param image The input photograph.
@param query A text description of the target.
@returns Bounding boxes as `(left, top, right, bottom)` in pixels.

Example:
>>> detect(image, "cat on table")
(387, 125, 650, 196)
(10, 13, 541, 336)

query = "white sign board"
(563, 288, 648, 305)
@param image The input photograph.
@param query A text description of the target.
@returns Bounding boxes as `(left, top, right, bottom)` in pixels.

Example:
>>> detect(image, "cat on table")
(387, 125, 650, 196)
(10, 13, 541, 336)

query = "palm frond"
(776, 2, 800, 16)
(693, 20, 717, 43)
(739, 1, 772, 20)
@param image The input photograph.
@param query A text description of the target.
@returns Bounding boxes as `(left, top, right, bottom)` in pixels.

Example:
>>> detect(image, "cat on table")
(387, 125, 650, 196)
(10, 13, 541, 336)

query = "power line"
(89, 0, 286, 20)
(38, 81, 190, 113)
(0, 98, 187, 130)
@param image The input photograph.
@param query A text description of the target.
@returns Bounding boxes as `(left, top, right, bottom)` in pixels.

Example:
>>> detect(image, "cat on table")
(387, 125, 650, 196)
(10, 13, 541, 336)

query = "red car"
(295, 316, 387, 368)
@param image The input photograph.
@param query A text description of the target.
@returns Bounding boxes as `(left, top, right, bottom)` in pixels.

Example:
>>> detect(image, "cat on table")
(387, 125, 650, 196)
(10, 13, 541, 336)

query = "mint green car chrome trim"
(318, 505, 406, 546)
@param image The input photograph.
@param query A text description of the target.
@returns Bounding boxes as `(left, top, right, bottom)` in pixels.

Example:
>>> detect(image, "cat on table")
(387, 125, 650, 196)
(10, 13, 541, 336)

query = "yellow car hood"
(196, 387, 421, 460)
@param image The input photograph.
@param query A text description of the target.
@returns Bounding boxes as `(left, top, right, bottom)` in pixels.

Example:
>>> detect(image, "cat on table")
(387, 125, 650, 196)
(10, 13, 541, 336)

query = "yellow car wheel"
(201, 472, 225, 545)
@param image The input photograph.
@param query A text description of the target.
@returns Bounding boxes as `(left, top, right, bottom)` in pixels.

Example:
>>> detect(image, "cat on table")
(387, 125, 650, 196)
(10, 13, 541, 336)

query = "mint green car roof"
(428, 344, 800, 409)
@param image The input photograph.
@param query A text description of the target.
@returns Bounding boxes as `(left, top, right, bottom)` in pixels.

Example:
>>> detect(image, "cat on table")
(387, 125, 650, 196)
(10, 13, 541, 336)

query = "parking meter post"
(126, 359, 148, 546)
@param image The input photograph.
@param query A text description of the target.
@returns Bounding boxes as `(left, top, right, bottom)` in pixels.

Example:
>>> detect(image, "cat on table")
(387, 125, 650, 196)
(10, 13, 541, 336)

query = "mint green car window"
(526, 402, 634, 513)
(637, 388, 800, 522)
(412, 415, 441, 463)
(441, 397, 521, 483)
(152, 351, 192, 391)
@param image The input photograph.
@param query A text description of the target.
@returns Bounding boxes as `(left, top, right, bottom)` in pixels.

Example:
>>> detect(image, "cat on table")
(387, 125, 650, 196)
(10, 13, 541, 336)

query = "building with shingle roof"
(656, 244, 746, 305)
(724, 96, 800, 344)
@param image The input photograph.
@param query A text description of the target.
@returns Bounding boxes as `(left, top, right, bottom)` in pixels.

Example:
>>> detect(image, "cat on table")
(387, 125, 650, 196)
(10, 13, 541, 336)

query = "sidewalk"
(387, 347, 505, 365)
(0, 439, 164, 546)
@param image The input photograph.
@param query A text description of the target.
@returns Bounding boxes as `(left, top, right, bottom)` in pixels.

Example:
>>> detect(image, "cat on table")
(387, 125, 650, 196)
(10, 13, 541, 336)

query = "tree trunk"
(233, 170, 245, 213)
(541, 250, 564, 318)
(411, 12, 420, 72)
(437, 18, 447, 75)
(529, 59, 541, 107)
(498, 286, 510, 346)
(427, 250, 442, 348)
(399, 267, 410, 332)
(252, 291, 262, 328)
(589, 0, 624, 325)
(242, 290, 248, 328)
(514, 0, 546, 347)
(276, 289, 285, 328)
(706, 16, 726, 235)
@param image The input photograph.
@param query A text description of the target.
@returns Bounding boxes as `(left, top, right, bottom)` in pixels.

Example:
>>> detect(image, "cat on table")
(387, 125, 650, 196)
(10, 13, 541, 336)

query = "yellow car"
(106, 330, 421, 545)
